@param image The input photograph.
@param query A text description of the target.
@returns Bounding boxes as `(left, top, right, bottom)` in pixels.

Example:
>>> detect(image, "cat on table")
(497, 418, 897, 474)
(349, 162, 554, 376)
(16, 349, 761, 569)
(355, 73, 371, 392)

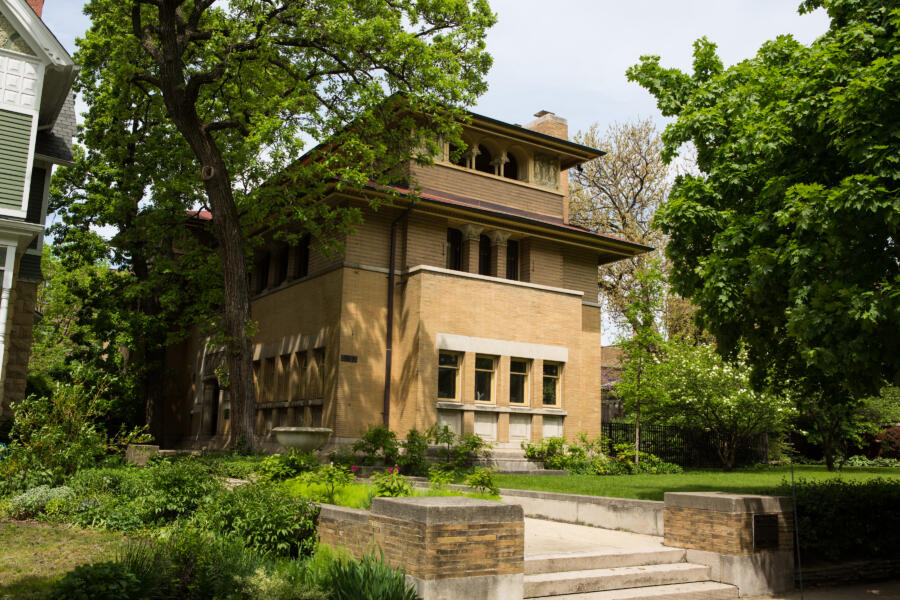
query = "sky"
(39, 0, 831, 343)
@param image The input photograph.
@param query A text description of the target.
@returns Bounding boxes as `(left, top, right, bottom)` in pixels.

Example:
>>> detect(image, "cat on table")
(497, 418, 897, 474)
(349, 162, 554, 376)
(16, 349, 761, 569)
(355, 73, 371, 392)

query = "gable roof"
(0, 0, 75, 128)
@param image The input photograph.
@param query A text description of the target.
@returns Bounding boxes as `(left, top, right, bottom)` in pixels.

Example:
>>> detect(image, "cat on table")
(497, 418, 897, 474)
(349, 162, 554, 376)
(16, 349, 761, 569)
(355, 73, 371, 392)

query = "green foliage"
(141, 459, 222, 524)
(302, 465, 355, 505)
(427, 467, 454, 491)
(326, 551, 420, 600)
(449, 433, 492, 471)
(844, 455, 900, 468)
(255, 450, 320, 483)
(193, 484, 319, 558)
(776, 478, 900, 561)
(1, 372, 112, 493)
(327, 445, 360, 469)
(521, 435, 682, 476)
(7, 485, 74, 520)
(627, 0, 900, 407)
(371, 468, 414, 498)
(398, 429, 430, 476)
(464, 467, 499, 495)
(49, 561, 143, 600)
(353, 425, 400, 466)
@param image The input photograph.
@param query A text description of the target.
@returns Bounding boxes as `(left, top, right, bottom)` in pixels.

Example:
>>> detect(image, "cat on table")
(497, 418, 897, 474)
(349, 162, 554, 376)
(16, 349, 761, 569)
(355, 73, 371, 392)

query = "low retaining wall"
(497, 488, 664, 536)
(316, 496, 524, 600)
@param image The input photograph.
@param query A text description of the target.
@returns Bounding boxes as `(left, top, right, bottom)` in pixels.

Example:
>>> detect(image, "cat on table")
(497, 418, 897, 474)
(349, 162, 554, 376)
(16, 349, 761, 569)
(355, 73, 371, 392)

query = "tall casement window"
(438, 352, 460, 400)
(542, 363, 561, 406)
(506, 240, 520, 280)
(446, 228, 463, 271)
(474, 144, 493, 174)
(475, 355, 495, 402)
(294, 235, 310, 279)
(254, 253, 270, 294)
(478, 234, 491, 275)
(273, 245, 289, 286)
(509, 359, 529, 404)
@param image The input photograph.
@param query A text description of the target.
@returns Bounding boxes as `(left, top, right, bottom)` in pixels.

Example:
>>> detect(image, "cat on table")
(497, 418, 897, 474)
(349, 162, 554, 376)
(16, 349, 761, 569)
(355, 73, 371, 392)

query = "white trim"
(582, 300, 602, 308)
(1, 1, 72, 68)
(407, 264, 584, 297)
(436, 333, 568, 363)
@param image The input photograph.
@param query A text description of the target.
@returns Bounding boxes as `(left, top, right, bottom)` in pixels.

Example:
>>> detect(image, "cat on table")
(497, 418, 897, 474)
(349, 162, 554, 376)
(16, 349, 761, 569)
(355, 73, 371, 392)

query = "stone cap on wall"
(319, 503, 370, 524)
(664, 492, 792, 513)
(371, 496, 523, 525)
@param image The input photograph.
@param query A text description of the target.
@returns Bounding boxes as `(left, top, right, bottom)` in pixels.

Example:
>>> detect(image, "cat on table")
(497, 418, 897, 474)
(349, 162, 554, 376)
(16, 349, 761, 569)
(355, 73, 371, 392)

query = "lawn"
(0, 521, 124, 600)
(494, 466, 900, 501)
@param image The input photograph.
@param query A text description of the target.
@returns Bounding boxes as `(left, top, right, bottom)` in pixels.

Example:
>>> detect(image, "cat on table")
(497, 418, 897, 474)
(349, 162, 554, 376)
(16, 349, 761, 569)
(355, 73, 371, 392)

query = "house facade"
(162, 110, 649, 449)
(0, 0, 75, 423)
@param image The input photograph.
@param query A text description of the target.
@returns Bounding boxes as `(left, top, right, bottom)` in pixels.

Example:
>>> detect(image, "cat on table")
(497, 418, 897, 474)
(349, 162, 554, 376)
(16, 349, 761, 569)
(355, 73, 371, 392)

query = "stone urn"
(271, 427, 332, 452)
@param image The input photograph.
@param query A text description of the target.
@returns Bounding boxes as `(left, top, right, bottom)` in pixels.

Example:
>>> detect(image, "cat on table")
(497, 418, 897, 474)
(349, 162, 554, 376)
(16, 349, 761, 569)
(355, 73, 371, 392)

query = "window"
(446, 228, 463, 271)
(506, 240, 519, 280)
(254, 253, 270, 294)
(542, 362, 561, 406)
(478, 234, 491, 276)
(294, 236, 310, 279)
(474, 144, 493, 174)
(509, 359, 529, 404)
(438, 352, 460, 400)
(450, 143, 468, 168)
(474, 355, 495, 402)
(273, 245, 289, 286)
(312, 349, 326, 398)
(504, 153, 519, 180)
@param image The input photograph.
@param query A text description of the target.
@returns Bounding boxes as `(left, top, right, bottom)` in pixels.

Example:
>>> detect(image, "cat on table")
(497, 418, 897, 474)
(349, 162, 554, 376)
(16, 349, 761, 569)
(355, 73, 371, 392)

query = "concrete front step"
(527, 581, 739, 600)
(526, 548, 686, 575)
(524, 563, 711, 598)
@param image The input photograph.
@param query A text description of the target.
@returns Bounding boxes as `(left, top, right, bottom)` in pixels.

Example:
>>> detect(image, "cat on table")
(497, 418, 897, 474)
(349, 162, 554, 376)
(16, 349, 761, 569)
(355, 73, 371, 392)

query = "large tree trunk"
(149, 5, 257, 450)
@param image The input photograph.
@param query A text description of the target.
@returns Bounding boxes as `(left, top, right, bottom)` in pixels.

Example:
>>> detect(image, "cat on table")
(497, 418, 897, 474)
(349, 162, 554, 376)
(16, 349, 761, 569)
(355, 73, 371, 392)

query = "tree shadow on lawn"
(0, 573, 62, 600)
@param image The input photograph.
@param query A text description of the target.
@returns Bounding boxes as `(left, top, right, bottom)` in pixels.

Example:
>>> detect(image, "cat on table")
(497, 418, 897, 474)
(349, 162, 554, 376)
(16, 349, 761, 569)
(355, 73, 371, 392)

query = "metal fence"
(601, 421, 768, 468)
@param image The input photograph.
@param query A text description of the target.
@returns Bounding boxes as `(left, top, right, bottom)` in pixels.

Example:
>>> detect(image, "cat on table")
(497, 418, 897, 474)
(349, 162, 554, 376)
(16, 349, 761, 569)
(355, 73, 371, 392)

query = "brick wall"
(317, 497, 524, 583)
(664, 506, 794, 555)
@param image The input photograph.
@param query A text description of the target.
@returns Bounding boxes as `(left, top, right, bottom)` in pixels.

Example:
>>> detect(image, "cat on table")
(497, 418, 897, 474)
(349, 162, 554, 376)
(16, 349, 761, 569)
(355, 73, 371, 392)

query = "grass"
(0, 520, 123, 600)
(494, 465, 900, 501)
(282, 479, 500, 509)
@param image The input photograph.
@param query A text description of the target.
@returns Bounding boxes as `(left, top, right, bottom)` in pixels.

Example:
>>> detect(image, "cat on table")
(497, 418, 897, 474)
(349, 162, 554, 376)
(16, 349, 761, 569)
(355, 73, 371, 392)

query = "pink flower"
(350, 465, 357, 472)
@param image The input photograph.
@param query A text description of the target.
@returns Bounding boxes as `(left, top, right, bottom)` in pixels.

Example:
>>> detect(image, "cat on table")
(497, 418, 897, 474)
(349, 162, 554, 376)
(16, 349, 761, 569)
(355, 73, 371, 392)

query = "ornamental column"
(488, 230, 511, 278)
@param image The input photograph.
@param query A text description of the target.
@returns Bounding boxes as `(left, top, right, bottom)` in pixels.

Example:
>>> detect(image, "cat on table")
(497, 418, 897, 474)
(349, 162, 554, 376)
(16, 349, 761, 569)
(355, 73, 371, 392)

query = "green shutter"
(0, 109, 33, 212)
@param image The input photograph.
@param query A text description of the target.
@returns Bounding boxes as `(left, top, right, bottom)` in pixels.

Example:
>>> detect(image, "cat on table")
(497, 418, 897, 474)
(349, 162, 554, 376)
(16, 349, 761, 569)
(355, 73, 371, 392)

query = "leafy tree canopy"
(627, 0, 900, 400)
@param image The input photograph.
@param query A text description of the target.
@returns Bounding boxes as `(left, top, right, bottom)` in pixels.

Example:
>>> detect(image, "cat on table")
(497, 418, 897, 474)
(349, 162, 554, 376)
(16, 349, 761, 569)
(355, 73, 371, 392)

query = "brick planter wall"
(316, 496, 524, 600)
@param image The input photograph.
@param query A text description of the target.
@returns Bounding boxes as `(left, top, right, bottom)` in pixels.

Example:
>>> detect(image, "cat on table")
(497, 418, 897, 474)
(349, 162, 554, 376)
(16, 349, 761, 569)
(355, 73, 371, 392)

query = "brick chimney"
(27, 0, 44, 18)
(524, 110, 568, 140)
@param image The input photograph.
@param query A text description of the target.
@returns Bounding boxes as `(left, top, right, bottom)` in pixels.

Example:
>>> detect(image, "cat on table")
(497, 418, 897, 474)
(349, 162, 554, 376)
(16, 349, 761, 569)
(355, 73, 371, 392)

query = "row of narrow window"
(446, 229, 520, 281)
(438, 352, 561, 407)
(253, 236, 310, 295)
(450, 144, 520, 181)
(252, 348, 325, 404)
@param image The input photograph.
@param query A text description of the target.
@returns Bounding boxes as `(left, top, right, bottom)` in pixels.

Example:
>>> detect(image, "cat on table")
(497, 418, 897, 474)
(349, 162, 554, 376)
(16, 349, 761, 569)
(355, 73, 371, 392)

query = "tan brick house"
(162, 110, 649, 449)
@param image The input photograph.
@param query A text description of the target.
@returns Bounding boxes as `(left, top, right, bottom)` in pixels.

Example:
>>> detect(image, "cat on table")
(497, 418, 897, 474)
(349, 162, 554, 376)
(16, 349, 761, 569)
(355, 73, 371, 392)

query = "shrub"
(464, 467, 498, 495)
(353, 425, 400, 466)
(427, 467, 454, 491)
(194, 484, 319, 558)
(326, 550, 420, 600)
(49, 561, 143, 600)
(140, 459, 221, 523)
(327, 444, 359, 469)
(255, 450, 320, 483)
(371, 468, 413, 497)
(7, 485, 74, 519)
(450, 433, 492, 470)
(302, 465, 355, 504)
(397, 429, 429, 476)
(775, 478, 900, 562)
(522, 437, 568, 469)
(844, 454, 900, 468)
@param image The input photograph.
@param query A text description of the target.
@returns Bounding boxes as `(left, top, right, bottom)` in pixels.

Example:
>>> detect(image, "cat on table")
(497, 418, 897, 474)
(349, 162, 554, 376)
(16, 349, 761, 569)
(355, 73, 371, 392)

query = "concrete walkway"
(525, 517, 664, 556)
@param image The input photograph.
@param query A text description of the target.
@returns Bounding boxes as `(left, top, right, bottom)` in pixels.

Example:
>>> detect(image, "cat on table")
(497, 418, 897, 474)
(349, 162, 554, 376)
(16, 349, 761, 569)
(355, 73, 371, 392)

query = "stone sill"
(256, 398, 323, 410)
(436, 401, 567, 416)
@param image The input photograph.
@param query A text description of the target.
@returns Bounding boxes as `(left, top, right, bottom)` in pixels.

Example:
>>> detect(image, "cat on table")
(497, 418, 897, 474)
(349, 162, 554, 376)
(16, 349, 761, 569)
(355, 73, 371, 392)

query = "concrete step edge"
(523, 563, 711, 598)
(525, 548, 686, 574)
(526, 580, 739, 600)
